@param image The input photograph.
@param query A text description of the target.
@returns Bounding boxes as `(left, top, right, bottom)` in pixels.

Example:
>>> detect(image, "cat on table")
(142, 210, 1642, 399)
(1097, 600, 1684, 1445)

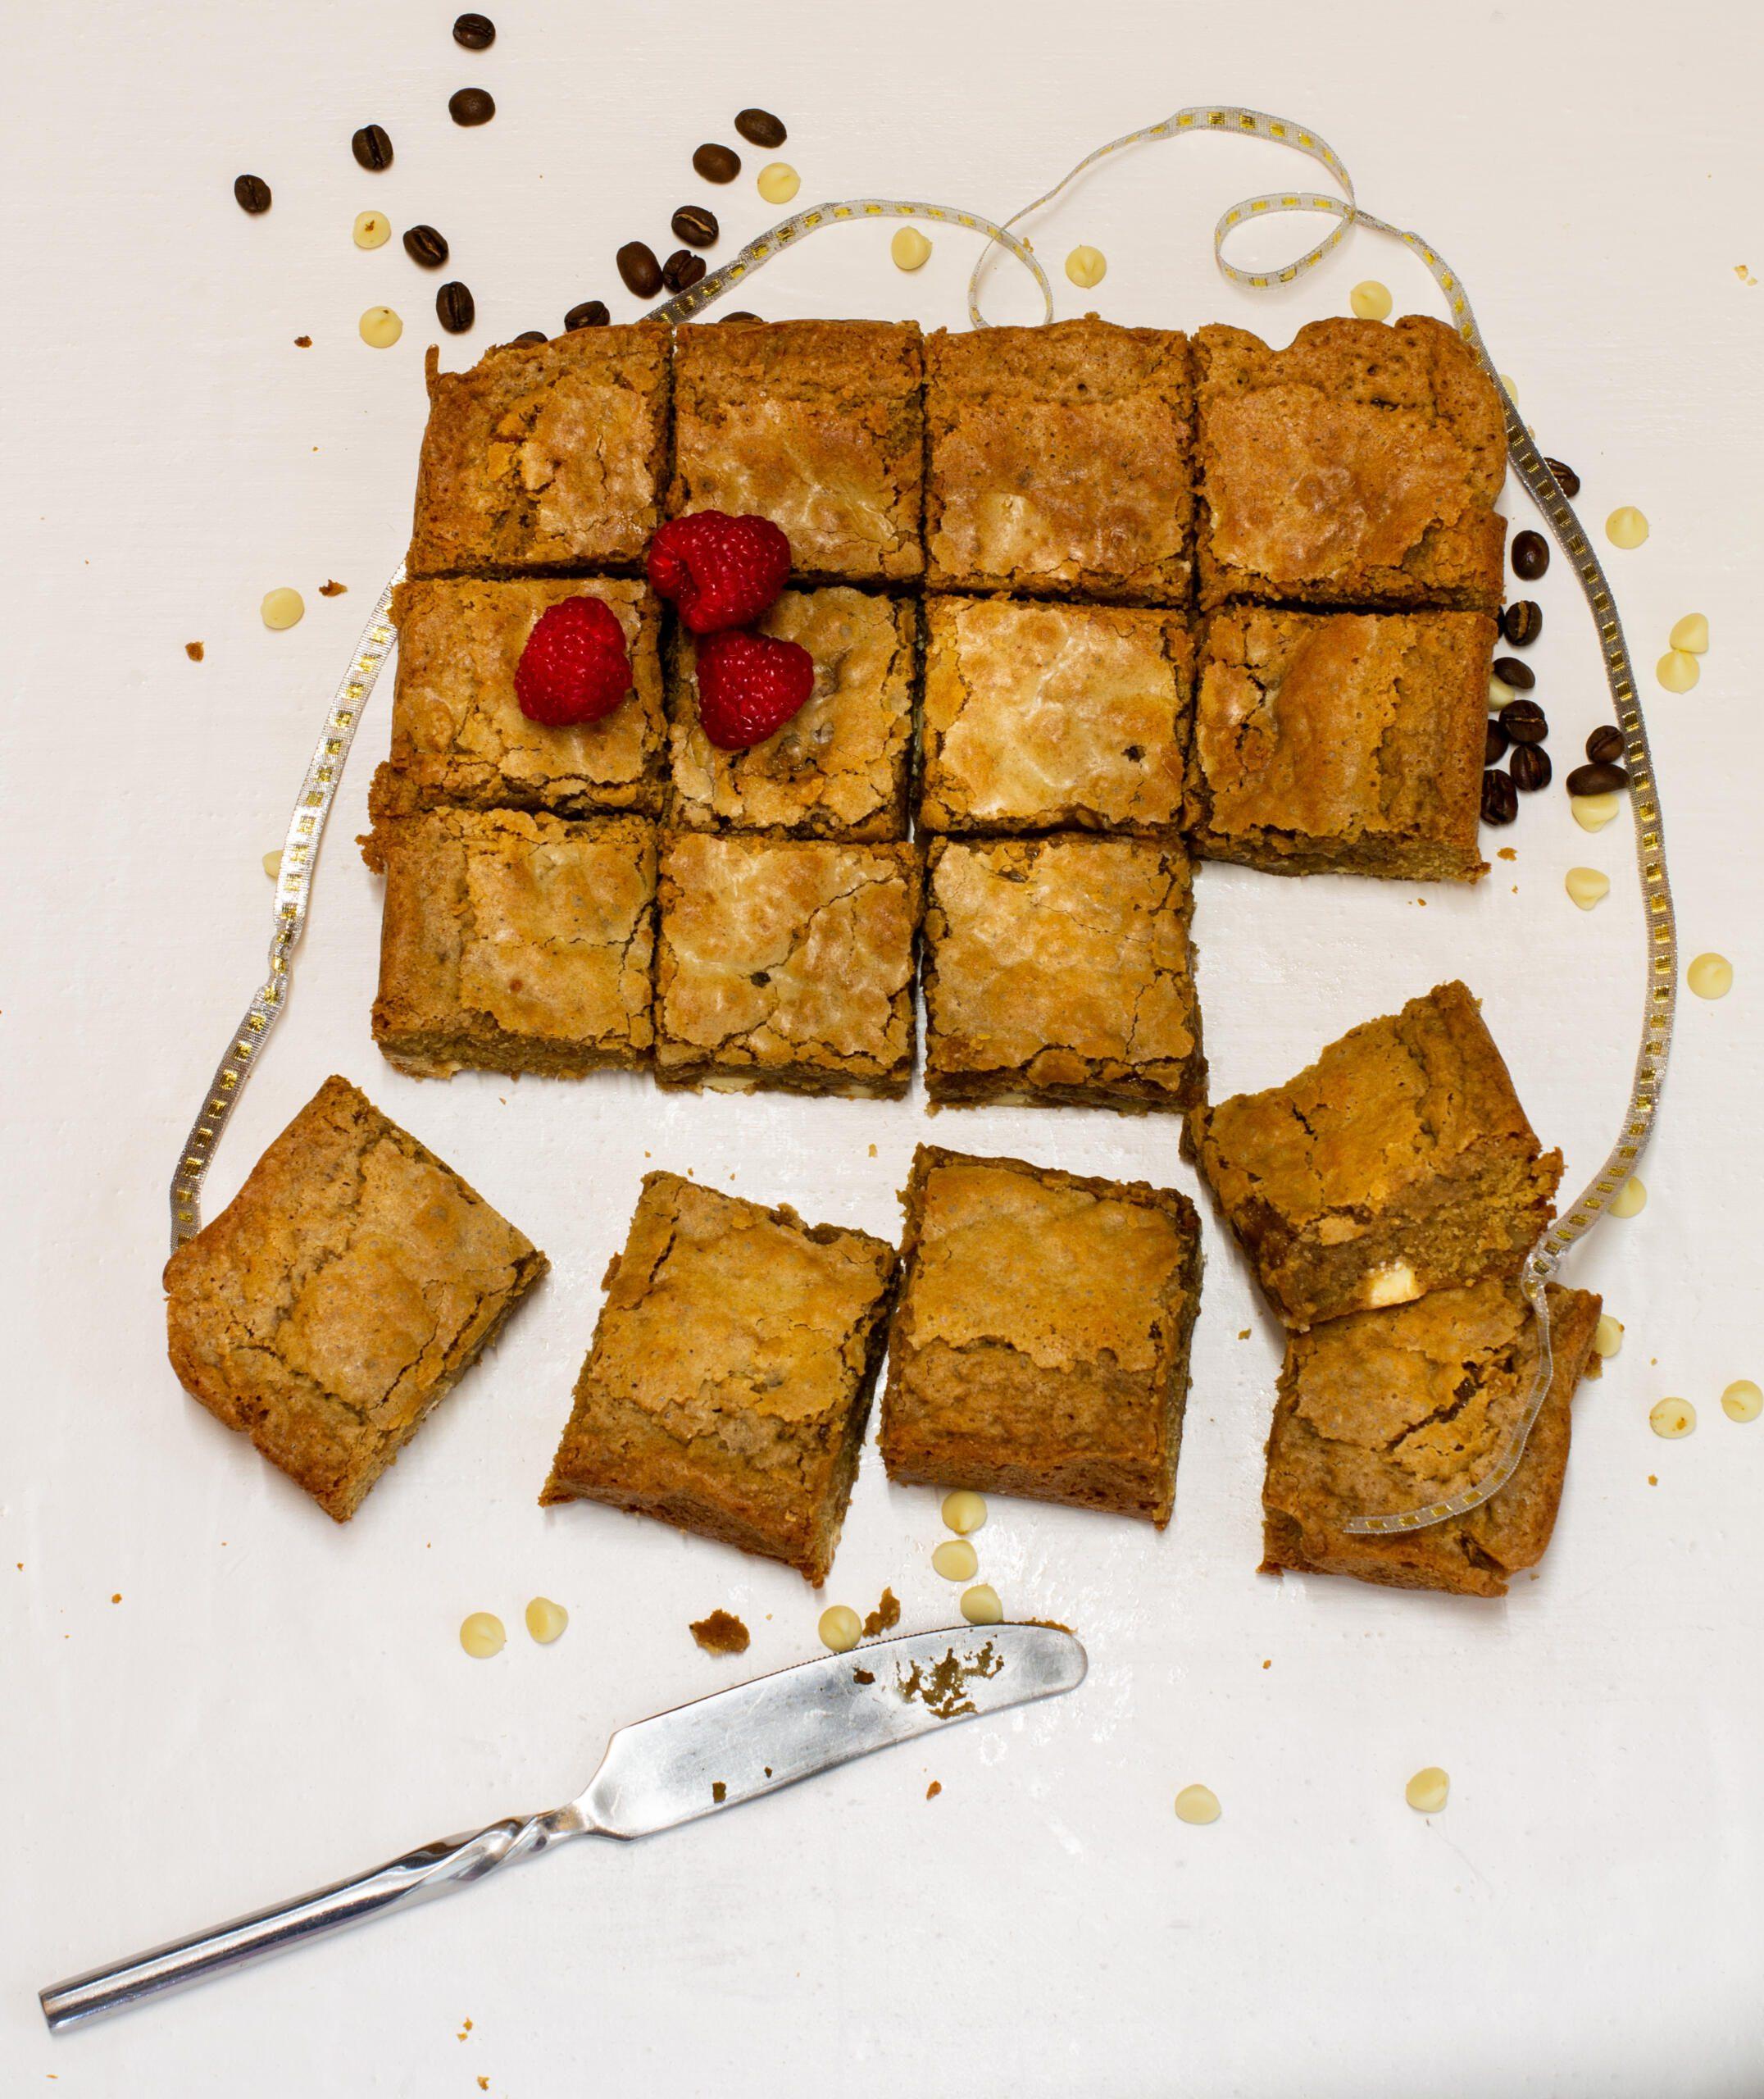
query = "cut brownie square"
(371, 577, 665, 820)
(655, 831, 921, 1097)
(363, 808, 656, 1078)
(666, 587, 914, 841)
(1194, 316, 1507, 612)
(924, 318, 1193, 603)
(1189, 981, 1562, 1328)
(540, 1171, 899, 1582)
(668, 321, 924, 583)
(880, 1147, 1203, 1525)
(918, 597, 1192, 836)
(407, 326, 670, 576)
(921, 835, 1204, 1113)
(1261, 1278, 1600, 1596)
(1184, 608, 1493, 881)
(165, 1075, 547, 1520)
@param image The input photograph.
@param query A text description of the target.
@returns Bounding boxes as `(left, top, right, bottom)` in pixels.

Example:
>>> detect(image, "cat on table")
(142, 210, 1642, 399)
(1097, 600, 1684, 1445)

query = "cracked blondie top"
(918, 597, 1193, 836)
(364, 808, 657, 1078)
(881, 1147, 1202, 1525)
(1262, 1277, 1600, 1596)
(922, 835, 1205, 1112)
(1194, 316, 1507, 612)
(1189, 981, 1562, 1328)
(669, 320, 925, 583)
(164, 1076, 547, 1521)
(407, 326, 670, 576)
(372, 577, 666, 820)
(540, 1171, 899, 1582)
(655, 831, 922, 1097)
(1186, 608, 1493, 881)
(667, 587, 915, 840)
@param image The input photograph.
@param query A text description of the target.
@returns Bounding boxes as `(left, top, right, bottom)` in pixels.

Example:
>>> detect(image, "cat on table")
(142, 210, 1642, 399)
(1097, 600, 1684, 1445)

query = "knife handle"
(39, 1806, 580, 2032)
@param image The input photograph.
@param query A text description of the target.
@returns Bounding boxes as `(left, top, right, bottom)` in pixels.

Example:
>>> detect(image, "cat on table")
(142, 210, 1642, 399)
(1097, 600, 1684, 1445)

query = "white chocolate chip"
(1649, 1396, 1695, 1439)
(1363, 1261, 1419, 1309)
(260, 586, 305, 630)
(891, 225, 932, 272)
(1610, 1175, 1648, 1218)
(757, 162, 799, 204)
(359, 304, 403, 348)
(941, 1489, 988, 1535)
(931, 1538, 978, 1582)
(1565, 867, 1610, 911)
(1488, 674, 1516, 711)
(262, 849, 284, 881)
(1657, 649, 1699, 693)
(1593, 1314, 1625, 1359)
(1605, 505, 1648, 549)
(818, 1605, 862, 1653)
(1064, 244, 1107, 289)
(960, 1583, 1002, 1626)
(459, 1611, 505, 1658)
(1668, 612, 1709, 654)
(525, 1596, 568, 1644)
(1721, 1380, 1762, 1423)
(352, 209, 391, 250)
(1497, 373, 1518, 399)
(1349, 280, 1392, 321)
(1687, 952, 1733, 999)
(1571, 791, 1621, 832)
(1405, 1766, 1450, 1814)
(1174, 1783, 1221, 1825)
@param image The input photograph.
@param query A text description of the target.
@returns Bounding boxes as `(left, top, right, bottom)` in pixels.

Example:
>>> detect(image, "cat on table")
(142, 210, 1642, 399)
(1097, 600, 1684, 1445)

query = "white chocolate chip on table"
(1565, 867, 1609, 911)
(1721, 1380, 1762, 1423)
(1610, 1176, 1647, 1219)
(359, 305, 402, 348)
(960, 1583, 1002, 1626)
(1174, 1784, 1221, 1825)
(1571, 792, 1621, 832)
(1488, 674, 1516, 712)
(352, 209, 390, 250)
(1349, 280, 1392, 321)
(1593, 1314, 1624, 1359)
(818, 1605, 861, 1653)
(1606, 505, 1649, 549)
(525, 1596, 568, 1644)
(931, 1538, 978, 1582)
(1405, 1767, 1450, 1814)
(1064, 244, 1107, 289)
(757, 162, 798, 205)
(1650, 1397, 1695, 1439)
(262, 849, 283, 881)
(941, 1489, 987, 1535)
(1669, 613, 1709, 653)
(1657, 649, 1698, 694)
(1687, 953, 1732, 999)
(260, 586, 304, 631)
(459, 1611, 505, 1658)
(891, 226, 932, 272)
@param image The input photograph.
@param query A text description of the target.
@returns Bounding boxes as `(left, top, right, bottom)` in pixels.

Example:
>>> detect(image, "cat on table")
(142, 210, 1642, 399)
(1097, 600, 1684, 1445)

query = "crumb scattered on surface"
(1737, 263, 1757, 285)
(926, 1780, 942, 1800)
(1238, 1327, 1251, 1340)
(853, 1667, 875, 1684)
(1262, 1659, 1271, 1669)
(319, 579, 348, 597)
(690, 1609, 751, 1655)
(898, 1641, 1002, 1719)
(457, 2018, 472, 2041)
(868, 1143, 877, 1157)
(110, 1593, 120, 1604)
(479, 2080, 489, 2093)
(184, 640, 204, 662)
(294, 335, 312, 346)
(712, 1781, 727, 1804)
(862, 1587, 901, 1638)
(1648, 1474, 1657, 1485)
(1498, 846, 1516, 861)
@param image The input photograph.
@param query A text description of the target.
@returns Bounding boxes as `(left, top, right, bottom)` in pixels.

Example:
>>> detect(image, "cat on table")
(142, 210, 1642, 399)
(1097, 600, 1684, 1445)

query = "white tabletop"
(4, 1, 1761, 2092)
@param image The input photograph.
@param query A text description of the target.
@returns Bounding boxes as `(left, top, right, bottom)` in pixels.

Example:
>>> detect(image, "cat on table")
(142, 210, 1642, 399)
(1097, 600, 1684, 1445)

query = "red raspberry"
(513, 595, 632, 726)
(693, 629, 816, 751)
(648, 511, 791, 634)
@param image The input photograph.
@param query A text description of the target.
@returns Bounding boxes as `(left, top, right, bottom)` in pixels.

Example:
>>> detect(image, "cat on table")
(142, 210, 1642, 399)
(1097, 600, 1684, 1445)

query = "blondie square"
(1194, 316, 1507, 612)
(540, 1172, 899, 1582)
(880, 1148, 1203, 1525)
(407, 326, 670, 576)
(668, 321, 925, 583)
(363, 808, 656, 1078)
(918, 597, 1193, 836)
(165, 1076, 546, 1521)
(1261, 1278, 1600, 1596)
(1185, 608, 1493, 881)
(370, 577, 666, 821)
(924, 319, 1193, 603)
(666, 587, 915, 841)
(655, 831, 921, 1097)
(1189, 981, 1562, 1329)
(921, 835, 1205, 1112)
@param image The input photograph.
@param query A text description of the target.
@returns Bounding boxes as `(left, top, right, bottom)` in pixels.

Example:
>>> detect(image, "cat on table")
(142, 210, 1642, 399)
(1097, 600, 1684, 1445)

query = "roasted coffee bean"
(452, 11, 495, 48)
(1566, 759, 1629, 796)
(1544, 456, 1580, 498)
(436, 280, 475, 333)
(671, 204, 719, 249)
(734, 107, 787, 148)
(1512, 529, 1550, 581)
(402, 223, 449, 268)
(1502, 599, 1543, 647)
(234, 173, 272, 213)
(1510, 743, 1552, 793)
(449, 87, 495, 125)
(565, 299, 610, 330)
(352, 124, 393, 171)
(693, 142, 741, 184)
(512, 329, 548, 345)
(662, 248, 707, 293)
(1484, 720, 1511, 767)
(616, 241, 663, 298)
(1491, 655, 1534, 692)
(1481, 770, 1518, 826)
(1585, 725, 1625, 766)
(719, 310, 762, 322)
(1499, 697, 1548, 744)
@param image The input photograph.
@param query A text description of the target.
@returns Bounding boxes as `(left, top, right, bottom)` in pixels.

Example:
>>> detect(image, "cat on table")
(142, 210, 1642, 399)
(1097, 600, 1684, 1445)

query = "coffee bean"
(734, 107, 787, 148)
(565, 299, 610, 330)
(1566, 760, 1629, 796)
(693, 143, 741, 184)
(662, 248, 707, 294)
(351, 124, 393, 171)
(1502, 599, 1543, 648)
(402, 224, 449, 268)
(436, 280, 475, 333)
(1492, 655, 1535, 692)
(671, 204, 718, 249)
(1544, 457, 1580, 499)
(1512, 530, 1550, 581)
(616, 241, 663, 298)
(449, 87, 495, 125)
(452, 11, 495, 48)
(1510, 743, 1552, 793)
(1481, 770, 1518, 826)
(1585, 725, 1625, 766)
(512, 330, 548, 345)
(1484, 721, 1510, 767)
(720, 310, 762, 323)
(234, 173, 272, 213)
(1499, 698, 1548, 744)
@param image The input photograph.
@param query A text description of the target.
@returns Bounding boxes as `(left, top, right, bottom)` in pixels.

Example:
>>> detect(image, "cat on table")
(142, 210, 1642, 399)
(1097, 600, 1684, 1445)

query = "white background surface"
(3, 1, 1761, 2092)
